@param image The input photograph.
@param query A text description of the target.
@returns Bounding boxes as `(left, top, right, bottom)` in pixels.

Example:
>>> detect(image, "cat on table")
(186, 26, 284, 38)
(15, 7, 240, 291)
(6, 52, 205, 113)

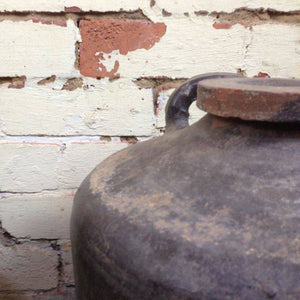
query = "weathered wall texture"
(0, 0, 299, 298)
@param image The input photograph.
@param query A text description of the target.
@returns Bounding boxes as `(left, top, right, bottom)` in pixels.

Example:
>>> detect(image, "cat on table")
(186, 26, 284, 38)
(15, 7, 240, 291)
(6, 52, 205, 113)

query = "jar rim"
(197, 77, 300, 122)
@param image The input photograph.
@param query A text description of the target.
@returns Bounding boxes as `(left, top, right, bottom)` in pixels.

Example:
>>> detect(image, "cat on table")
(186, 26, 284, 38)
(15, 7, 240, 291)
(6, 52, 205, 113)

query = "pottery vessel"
(71, 73, 300, 299)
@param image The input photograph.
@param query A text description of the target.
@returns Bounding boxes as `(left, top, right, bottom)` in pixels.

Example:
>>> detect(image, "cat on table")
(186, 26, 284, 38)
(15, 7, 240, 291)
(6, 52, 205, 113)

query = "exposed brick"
(254, 72, 270, 78)
(31, 17, 67, 27)
(79, 19, 166, 78)
(213, 21, 233, 29)
(78, 17, 249, 78)
(64, 6, 82, 12)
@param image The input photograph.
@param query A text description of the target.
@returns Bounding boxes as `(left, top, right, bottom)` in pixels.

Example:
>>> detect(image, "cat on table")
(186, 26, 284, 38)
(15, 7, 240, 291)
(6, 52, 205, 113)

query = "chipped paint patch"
(37, 75, 56, 85)
(31, 17, 67, 27)
(213, 21, 233, 29)
(96, 50, 120, 78)
(7, 76, 26, 89)
(62, 78, 83, 91)
(254, 72, 270, 78)
(79, 19, 166, 78)
(64, 6, 82, 13)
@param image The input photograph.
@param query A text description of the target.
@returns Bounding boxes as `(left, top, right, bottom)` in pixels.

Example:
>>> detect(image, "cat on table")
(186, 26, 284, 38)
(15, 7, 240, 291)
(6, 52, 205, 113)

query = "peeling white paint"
(109, 18, 250, 78)
(244, 24, 300, 77)
(1, 0, 299, 13)
(0, 20, 78, 77)
(147, 0, 300, 16)
(0, 78, 155, 136)
(97, 50, 120, 74)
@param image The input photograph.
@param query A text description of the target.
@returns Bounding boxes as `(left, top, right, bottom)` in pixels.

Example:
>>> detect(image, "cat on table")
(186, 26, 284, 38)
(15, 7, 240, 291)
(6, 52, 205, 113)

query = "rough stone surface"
(0, 242, 58, 291)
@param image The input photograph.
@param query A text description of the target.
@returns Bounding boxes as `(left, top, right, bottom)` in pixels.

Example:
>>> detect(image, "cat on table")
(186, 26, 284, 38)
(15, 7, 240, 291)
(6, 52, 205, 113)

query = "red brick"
(79, 19, 166, 78)
(254, 72, 270, 78)
(31, 17, 66, 27)
(64, 6, 82, 12)
(213, 21, 232, 29)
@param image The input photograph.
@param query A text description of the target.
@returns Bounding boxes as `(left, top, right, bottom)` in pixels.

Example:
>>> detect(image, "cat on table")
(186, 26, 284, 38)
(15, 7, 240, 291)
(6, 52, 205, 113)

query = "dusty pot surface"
(71, 73, 300, 300)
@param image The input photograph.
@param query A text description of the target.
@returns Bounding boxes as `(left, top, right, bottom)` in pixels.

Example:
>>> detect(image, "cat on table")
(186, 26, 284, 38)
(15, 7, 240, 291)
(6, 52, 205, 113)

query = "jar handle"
(165, 72, 242, 132)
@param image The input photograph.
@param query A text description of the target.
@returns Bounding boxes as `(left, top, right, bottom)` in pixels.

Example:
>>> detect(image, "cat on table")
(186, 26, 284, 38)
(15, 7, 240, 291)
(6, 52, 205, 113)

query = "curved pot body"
(71, 75, 300, 299)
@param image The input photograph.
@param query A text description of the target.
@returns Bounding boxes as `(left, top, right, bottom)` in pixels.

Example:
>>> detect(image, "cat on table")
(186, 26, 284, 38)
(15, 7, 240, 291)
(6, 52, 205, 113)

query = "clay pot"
(71, 73, 300, 300)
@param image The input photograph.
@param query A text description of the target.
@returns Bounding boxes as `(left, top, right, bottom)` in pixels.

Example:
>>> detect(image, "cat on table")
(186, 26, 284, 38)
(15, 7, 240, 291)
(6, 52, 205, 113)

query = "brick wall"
(0, 1, 299, 298)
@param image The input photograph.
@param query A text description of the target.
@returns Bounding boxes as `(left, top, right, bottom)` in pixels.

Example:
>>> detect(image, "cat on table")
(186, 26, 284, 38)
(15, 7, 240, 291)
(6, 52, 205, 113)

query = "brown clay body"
(71, 74, 300, 300)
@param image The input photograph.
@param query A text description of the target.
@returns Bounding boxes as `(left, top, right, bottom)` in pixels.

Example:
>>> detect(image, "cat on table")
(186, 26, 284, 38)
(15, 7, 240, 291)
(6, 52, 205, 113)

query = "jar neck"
(197, 114, 300, 137)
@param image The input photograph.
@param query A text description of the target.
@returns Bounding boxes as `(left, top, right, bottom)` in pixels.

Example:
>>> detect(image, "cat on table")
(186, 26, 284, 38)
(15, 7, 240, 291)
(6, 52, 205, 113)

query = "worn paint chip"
(79, 19, 167, 78)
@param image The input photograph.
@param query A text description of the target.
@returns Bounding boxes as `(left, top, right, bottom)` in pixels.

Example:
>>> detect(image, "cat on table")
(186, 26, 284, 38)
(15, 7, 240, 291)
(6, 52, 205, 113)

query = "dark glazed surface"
(197, 77, 300, 122)
(71, 115, 300, 299)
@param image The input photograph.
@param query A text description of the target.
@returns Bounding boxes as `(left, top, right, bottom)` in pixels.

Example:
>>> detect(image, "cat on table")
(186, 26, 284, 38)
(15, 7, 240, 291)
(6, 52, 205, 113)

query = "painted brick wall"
(0, 1, 299, 298)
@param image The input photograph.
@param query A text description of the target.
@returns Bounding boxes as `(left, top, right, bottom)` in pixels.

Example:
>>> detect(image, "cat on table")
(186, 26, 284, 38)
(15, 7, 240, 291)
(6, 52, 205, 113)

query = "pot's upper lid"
(197, 77, 300, 122)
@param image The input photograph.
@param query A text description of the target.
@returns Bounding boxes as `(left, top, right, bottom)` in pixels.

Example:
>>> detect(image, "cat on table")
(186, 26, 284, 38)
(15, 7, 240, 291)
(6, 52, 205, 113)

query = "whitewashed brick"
(156, 89, 206, 129)
(150, 0, 300, 14)
(0, 242, 57, 291)
(0, 0, 143, 12)
(0, 79, 155, 136)
(1, 0, 298, 13)
(0, 143, 61, 193)
(57, 142, 128, 189)
(0, 193, 73, 239)
(0, 141, 127, 192)
(104, 18, 249, 78)
(0, 20, 77, 77)
(244, 24, 300, 78)
(244, 0, 299, 12)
